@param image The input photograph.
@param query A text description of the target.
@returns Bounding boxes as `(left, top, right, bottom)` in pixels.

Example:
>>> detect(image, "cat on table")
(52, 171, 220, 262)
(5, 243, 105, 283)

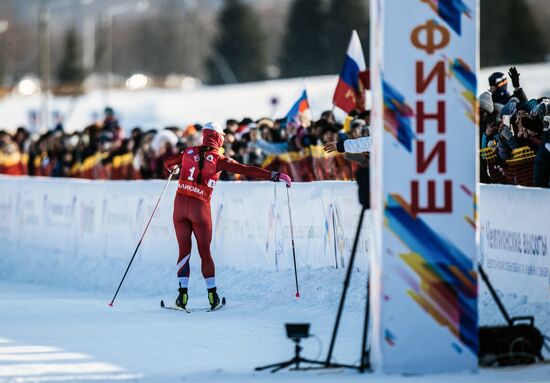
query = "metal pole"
(359, 272, 371, 372)
(286, 186, 300, 298)
(325, 206, 366, 366)
(105, 11, 113, 105)
(82, 13, 95, 73)
(478, 264, 512, 325)
(108, 171, 176, 307)
(331, 204, 338, 269)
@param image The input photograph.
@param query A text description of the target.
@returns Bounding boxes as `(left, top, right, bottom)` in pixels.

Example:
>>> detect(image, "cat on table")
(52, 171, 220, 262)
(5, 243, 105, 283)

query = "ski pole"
(286, 185, 300, 298)
(108, 170, 176, 307)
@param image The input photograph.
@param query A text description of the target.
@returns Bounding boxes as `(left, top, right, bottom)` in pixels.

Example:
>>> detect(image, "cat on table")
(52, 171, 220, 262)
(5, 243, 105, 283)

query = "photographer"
(323, 124, 373, 208)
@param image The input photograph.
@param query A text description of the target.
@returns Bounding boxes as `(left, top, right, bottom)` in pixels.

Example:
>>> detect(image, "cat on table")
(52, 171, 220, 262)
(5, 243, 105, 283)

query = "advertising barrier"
(479, 184, 550, 304)
(0, 176, 370, 276)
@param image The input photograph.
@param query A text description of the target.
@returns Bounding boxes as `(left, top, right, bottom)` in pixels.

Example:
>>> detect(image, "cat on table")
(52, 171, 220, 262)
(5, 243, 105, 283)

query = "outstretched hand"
(323, 141, 338, 153)
(278, 173, 292, 188)
(508, 66, 520, 88)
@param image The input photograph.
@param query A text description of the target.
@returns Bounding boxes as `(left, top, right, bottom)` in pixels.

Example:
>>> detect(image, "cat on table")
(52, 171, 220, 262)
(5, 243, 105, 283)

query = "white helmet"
(203, 121, 225, 135)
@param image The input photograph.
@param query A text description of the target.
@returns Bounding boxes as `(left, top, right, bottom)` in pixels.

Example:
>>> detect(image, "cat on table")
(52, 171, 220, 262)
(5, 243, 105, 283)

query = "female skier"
(163, 122, 291, 311)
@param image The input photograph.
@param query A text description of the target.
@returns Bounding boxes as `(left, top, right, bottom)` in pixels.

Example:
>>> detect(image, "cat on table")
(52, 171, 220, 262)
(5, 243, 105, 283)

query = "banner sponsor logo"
(484, 221, 548, 257)
(178, 183, 205, 196)
(43, 195, 76, 228)
(0, 198, 12, 232)
(79, 201, 96, 235)
(20, 197, 39, 227)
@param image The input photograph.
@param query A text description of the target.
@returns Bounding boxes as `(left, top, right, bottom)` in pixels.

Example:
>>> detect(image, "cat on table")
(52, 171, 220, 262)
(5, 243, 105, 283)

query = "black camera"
(285, 323, 310, 341)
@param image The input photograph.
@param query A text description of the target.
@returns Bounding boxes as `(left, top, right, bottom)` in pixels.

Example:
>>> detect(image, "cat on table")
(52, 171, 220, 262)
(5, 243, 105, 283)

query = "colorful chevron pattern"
(421, 0, 472, 35)
(383, 79, 415, 152)
(384, 193, 478, 355)
(449, 58, 477, 123)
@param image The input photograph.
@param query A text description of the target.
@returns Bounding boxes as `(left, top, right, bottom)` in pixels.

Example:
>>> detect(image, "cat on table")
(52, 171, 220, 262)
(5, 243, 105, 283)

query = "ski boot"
(207, 287, 222, 311)
(175, 285, 188, 311)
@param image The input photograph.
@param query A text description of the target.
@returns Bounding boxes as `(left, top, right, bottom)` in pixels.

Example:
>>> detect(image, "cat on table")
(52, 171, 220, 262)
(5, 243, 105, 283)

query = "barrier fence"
(0, 176, 548, 307)
(0, 176, 369, 274)
(480, 146, 536, 186)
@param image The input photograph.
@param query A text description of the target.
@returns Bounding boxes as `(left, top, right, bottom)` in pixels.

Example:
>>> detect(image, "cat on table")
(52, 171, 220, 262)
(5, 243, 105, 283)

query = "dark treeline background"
(0, 0, 547, 88)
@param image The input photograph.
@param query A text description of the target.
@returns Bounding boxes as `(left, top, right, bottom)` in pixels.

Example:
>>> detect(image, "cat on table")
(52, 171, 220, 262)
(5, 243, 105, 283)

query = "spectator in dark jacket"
(489, 67, 528, 108)
(103, 107, 121, 139)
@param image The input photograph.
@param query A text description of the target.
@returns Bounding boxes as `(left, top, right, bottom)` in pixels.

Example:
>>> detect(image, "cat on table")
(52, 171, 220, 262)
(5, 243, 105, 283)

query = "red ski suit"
(164, 129, 273, 282)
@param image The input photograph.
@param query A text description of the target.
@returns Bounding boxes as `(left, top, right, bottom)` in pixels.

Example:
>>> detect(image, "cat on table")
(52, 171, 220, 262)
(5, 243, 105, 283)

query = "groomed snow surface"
(1, 248, 550, 383)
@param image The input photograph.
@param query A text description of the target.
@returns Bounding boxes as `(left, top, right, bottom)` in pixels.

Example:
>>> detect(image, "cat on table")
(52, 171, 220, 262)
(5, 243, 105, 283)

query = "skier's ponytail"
(196, 146, 212, 184)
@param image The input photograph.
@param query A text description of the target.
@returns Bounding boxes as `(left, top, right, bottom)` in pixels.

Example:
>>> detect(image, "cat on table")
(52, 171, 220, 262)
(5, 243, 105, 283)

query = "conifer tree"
(325, 0, 369, 74)
(57, 27, 84, 87)
(481, 0, 548, 66)
(208, 0, 267, 84)
(279, 0, 330, 77)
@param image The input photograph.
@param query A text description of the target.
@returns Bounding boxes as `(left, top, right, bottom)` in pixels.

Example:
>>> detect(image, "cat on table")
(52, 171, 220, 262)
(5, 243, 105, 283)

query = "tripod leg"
(255, 360, 292, 371)
(359, 272, 371, 372)
(325, 207, 366, 366)
(270, 359, 296, 373)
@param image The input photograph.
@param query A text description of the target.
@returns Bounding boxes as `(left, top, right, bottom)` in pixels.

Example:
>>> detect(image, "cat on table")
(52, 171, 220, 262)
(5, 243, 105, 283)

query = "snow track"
(0, 266, 371, 382)
(1, 262, 550, 382)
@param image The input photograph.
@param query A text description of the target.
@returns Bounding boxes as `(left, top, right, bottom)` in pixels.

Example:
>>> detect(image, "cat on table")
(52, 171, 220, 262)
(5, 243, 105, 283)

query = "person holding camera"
(323, 124, 373, 207)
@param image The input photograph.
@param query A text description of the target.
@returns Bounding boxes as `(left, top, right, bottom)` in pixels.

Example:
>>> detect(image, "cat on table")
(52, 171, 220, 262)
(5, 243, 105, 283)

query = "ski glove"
(163, 154, 182, 172)
(271, 171, 292, 188)
(508, 66, 520, 88)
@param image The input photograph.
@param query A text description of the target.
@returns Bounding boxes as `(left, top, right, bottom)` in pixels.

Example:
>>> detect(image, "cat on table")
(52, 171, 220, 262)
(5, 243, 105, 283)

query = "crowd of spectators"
(478, 66, 550, 188)
(2, 65, 549, 188)
(0, 106, 371, 181)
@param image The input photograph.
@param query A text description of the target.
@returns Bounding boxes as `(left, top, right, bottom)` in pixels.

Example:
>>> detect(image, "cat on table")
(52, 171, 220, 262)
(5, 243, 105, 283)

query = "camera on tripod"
(255, 323, 324, 373)
(285, 323, 310, 341)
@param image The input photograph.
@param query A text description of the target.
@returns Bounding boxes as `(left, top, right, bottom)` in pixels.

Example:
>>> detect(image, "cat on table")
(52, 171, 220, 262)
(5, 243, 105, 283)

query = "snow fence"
(0, 176, 548, 308)
(478, 184, 550, 305)
(0, 176, 369, 291)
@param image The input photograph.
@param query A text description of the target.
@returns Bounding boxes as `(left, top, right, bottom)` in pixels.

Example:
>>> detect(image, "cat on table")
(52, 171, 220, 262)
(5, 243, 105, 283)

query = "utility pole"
(102, 1, 149, 106)
(82, 13, 95, 74)
(38, 0, 95, 133)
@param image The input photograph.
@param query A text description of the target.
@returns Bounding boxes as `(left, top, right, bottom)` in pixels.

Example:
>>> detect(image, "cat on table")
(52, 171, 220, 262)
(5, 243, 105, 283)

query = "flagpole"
(331, 29, 366, 116)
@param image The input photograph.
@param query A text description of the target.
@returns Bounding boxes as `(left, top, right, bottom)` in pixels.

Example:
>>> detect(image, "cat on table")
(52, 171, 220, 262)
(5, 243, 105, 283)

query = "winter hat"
(257, 118, 274, 129)
(203, 121, 225, 135)
(518, 99, 538, 113)
(478, 91, 494, 113)
(351, 119, 367, 129)
(183, 124, 197, 137)
(488, 72, 507, 90)
(532, 100, 549, 119)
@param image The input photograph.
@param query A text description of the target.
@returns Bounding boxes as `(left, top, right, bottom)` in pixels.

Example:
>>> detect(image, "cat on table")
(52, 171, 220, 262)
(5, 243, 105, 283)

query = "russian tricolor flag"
(285, 89, 310, 124)
(333, 30, 369, 113)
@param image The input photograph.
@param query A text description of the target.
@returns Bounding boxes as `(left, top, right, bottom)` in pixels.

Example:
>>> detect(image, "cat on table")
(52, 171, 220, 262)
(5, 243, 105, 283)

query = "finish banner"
(370, 0, 478, 373)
